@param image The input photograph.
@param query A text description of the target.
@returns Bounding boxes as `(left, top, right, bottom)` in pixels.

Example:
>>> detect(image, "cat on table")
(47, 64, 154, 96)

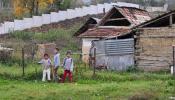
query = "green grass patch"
(9, 23, 81, 51)
(0, 63, 175, 99)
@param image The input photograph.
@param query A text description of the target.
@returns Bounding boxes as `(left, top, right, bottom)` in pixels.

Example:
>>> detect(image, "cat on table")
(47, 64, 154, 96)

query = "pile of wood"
(0, 45, 13, 62)
(36, 43, 56, 59)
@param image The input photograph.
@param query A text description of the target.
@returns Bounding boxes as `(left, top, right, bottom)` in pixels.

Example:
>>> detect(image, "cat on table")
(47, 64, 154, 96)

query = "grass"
(8, 22, 81, 52)
(0, 63, 175, 100)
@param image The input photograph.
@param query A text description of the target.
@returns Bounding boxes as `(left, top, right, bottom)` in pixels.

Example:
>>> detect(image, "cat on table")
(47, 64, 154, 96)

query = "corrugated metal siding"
(94, 38, 134, 71)
(105, 39, 134, 55)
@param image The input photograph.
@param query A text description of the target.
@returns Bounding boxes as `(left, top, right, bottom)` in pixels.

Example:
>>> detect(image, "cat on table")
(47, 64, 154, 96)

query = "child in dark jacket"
(62, 50, 74, 83)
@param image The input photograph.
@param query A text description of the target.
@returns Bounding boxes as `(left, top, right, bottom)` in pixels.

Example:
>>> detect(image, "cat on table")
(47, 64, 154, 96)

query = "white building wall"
(58, 11, 67, 21)
(14, 20, 24, 31)
(0, 24, 5, 34)
(33, 16, 42, 27)
(23, 18, 33, 29)
(42, 14, 51, 25)
(4, 21, 14, 33)
(82, 38, 99, 63)
(51, 12, 59, 23)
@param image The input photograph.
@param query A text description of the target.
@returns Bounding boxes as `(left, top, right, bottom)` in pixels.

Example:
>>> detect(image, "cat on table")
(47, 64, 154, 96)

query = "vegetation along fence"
(0, 43, 91, 81)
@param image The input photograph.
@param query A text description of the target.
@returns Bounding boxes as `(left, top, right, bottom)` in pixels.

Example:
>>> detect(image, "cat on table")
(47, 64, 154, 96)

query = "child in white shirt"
(38, 53, 52, 82)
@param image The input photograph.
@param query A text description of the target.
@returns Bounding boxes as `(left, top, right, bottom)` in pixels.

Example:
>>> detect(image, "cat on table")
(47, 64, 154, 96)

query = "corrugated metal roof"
(78, 6, 151, 38)
(98, 6, 151, 26)
(117, 7, 151, 26)
(78, 27, 131, 38)
(134, 10, 175, 28)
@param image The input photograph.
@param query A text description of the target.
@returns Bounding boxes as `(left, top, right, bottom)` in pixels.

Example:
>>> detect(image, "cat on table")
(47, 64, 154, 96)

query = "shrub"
(127, 65, 142, 73)
(57, 0, 71, 10)
(10, 31, 35, 41)
(34, 29, 71, 42)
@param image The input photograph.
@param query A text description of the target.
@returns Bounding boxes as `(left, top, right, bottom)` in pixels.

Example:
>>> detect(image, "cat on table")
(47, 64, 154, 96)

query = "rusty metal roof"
(74, 17, 101, 36)
(78, 6, 151, 38)
(134, 10, 175, 28)
(117, 7, 151, 26)
(78, 27, 131, 38)
(98, 6, 151, 26)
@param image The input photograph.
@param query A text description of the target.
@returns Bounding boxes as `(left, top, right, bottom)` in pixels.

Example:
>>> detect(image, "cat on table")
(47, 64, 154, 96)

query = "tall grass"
(9, 23, 81, 51)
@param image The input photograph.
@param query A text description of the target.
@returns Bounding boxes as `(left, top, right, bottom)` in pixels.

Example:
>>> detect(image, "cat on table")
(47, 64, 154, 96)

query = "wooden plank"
(106, 18, 127, 21)
(138, 12, 175, 28)
(170, 14, 173, 27)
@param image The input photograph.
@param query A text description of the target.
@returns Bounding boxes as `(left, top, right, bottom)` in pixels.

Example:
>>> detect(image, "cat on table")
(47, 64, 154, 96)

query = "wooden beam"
(138, 12, 175, 28)
(170, 14, 173, 27)
(107, 18, 127, 21)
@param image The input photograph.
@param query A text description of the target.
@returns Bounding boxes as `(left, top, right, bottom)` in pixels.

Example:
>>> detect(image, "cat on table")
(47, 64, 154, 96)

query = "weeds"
(9, 31, 35, 41)
(9, 23, 80, 51)
(126, 65, 143, 73)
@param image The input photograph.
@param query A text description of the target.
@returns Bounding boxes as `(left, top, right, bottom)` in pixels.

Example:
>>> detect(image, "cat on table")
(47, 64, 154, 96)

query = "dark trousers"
(53, 67, 58, 81)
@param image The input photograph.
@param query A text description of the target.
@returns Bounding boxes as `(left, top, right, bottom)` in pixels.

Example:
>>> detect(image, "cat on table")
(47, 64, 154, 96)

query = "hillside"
(24, 14, 103, 33)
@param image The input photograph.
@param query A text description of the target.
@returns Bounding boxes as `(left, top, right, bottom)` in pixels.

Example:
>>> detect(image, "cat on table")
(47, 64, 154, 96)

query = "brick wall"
(135, 27, 175, 71)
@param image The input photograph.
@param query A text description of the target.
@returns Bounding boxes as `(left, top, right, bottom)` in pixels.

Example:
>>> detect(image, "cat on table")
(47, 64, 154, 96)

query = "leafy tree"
(13, 0, 54, 18)
(54, 0, 71, 10)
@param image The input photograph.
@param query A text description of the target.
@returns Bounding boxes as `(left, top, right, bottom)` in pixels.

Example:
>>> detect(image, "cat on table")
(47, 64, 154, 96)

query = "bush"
(34, 29, 71, 42)
(127, 65, 142, 73)
(56, 0, 72, 10)
(10, 31, 35, 41)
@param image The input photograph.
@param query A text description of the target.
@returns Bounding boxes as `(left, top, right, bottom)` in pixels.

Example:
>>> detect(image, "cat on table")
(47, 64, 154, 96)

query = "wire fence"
(0, 43, 94, 81)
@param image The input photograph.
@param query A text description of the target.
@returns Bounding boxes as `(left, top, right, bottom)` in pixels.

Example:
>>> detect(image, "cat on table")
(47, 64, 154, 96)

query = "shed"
(77, 6, 151, 63)
(79, 27, 131, 63)
(133, 10, 175, 71)
(94, 38, 134, 70)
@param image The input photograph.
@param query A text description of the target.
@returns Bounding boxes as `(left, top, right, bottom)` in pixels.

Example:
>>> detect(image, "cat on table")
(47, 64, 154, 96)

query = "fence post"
(22, 48, 25, 76)
(173, 46, 175, 76)
(93, 48, 96, 77)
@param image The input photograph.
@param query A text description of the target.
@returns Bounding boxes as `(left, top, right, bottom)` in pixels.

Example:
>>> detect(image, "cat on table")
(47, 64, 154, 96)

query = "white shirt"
(63, 57, 74, 71)
(39, 59, 52, 70)
(54, 53, 60, 68)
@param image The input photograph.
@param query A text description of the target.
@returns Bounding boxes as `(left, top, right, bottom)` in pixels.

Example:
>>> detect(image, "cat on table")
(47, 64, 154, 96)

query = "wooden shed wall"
(135, 27, 175, 71)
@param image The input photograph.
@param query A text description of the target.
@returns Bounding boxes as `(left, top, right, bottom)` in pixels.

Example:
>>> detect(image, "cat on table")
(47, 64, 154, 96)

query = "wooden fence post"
(173, 46, 175, 76)
(22, 48, 25, 76)
(93, 48, 96, 77)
